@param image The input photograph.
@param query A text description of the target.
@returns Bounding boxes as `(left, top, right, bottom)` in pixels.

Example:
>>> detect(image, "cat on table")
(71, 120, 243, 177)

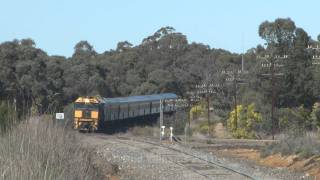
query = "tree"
(280, 28, 315, 108)
(63, 62, 108, 100)
(259, 18, 296, 54)
(259, 18, 315, 108)
(116, 41, 133, 52)
(72, 40, 96, 60)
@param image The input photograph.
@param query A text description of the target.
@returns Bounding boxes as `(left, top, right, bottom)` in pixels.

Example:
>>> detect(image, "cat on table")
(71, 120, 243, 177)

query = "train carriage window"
(119, 110, 123, 119)
(119, 104, 128, 119)
(130, 103, 138, 117)
(109, 105, 113, 121)
(134, 103, 138, 116)
(128, 104, 131, 118)
(143, 102, 148, 115)
(139, 103, 146, 115)
(111, 112, 114, 121)
(149, 102, 152, 114)
(110, 105, 119, 120)
(151, 101, 160, 113)
(118, 105, 121, 119)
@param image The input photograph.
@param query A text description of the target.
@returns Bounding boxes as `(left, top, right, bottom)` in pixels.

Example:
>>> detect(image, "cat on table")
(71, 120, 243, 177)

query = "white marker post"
(170, 127, 173, 142)
(161, 126, 165, 141)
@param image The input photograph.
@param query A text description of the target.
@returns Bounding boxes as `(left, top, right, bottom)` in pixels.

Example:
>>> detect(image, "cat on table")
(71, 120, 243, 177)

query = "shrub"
(197, 121, 215, 136)
(261, 134, 320, 158)
(63, 103, 75, 129)
(199, 123, 209, 134)
(278, 106, 313, 136)
(311, 102, 320, 129)
(0, 117, 103, 179)
(227, 103, 262, 139)
(190, 104, 204, 120)
(0, 102, 17, 132)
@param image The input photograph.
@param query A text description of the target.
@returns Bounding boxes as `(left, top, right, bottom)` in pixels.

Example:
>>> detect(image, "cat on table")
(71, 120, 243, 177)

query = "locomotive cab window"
(74, 103, 99, 110)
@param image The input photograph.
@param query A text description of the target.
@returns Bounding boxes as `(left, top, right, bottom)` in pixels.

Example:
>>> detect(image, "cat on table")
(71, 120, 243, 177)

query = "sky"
(0, 0, 319, 57)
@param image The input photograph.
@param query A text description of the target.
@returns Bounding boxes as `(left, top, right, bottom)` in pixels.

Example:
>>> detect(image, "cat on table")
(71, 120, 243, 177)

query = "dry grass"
(261, 132, 320, 158)
(0, 116, 103, 180)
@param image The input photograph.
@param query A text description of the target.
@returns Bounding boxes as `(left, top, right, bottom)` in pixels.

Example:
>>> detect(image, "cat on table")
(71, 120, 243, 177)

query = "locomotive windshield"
(74, 103, 99, 109)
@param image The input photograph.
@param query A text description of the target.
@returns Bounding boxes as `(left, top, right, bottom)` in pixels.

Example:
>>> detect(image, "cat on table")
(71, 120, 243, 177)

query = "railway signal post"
(160, 99, 163, 142)
(170, 127, 173, 142)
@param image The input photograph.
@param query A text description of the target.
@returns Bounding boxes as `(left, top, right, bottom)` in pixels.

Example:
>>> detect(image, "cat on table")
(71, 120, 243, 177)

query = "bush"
(0, 102, 17, 132)
(311, 102, 320, 129)
(199, 123, 209, 134)
(197, 121, 215, 136)
(63, 103, 75, 129)
(278, 106, 313, 136)
(0, 116, 102, 179)
(227, 103, 262, 139)
(261, 134, 320, 158)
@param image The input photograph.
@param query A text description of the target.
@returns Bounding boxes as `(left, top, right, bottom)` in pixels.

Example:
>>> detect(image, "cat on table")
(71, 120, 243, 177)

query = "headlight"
(74, 110, 82, 118)
(91, 111, 99, 119)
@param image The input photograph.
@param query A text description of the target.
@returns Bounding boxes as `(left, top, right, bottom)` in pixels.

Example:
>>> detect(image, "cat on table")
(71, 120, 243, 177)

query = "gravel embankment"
(81, 134, 311, 180)
(174, 143, 310, 180)
(83, 135, 206, 180)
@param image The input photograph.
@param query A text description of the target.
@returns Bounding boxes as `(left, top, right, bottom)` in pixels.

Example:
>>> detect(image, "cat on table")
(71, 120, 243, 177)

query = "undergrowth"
(261, 133, 320, 159)
(0, 116, 103, 180)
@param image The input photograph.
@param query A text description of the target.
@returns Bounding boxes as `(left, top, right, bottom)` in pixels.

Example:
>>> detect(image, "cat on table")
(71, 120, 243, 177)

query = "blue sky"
(0, 0, 319, 57)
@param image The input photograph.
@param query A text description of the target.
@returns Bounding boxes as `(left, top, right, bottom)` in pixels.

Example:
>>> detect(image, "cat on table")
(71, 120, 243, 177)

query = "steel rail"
(115, 136, 257, 180)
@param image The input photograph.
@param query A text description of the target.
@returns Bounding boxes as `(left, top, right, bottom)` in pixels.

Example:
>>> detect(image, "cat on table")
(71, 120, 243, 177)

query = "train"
(73, 93, 178, 132)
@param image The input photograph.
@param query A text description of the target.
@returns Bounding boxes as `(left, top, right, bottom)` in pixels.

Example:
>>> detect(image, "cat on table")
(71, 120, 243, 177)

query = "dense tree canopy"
(0, 19, 319, 130)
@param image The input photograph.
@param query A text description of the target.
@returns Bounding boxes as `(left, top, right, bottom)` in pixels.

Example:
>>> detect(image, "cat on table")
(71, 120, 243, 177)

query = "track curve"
(113, 136, 257, 180)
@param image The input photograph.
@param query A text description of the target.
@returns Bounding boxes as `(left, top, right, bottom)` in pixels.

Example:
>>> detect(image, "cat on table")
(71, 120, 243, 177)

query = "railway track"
(110, 136, 256, 180)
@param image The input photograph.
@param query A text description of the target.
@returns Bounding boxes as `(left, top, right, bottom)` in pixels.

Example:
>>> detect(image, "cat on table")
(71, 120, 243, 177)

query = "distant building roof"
(103, 93, 177, 105)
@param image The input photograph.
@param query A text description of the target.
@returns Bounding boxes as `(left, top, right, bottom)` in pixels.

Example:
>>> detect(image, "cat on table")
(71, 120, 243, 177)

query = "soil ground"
(189, 122, 320, 179)
(213, 148, 320, 179)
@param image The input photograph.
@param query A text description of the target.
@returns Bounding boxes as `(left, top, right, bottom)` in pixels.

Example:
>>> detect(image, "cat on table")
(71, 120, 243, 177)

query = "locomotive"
(73, 93, 177, 131)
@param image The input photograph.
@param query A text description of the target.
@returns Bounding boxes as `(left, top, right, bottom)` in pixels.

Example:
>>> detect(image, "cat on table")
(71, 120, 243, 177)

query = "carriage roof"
(103, 93, 177, 105)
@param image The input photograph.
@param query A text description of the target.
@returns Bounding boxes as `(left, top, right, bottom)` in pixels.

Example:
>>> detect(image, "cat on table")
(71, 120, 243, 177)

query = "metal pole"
(206, 83, 210, 136)
(241, 54, 244, 72)
(271, 58, 275, 140)
(207, 94, 210, 135)
(160, 99, 163, 142)
(234, 71, 238, 130)
(188, 98, 191, 129)
(170, 127, 173, 142)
